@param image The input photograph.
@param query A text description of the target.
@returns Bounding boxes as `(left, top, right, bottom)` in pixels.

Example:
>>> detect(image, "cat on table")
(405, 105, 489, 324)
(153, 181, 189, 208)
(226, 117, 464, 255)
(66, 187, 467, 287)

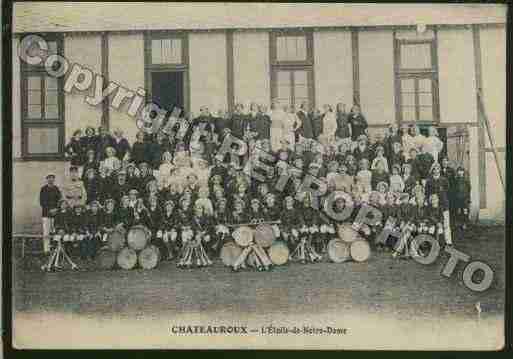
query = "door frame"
(270, 66, 315, 110)
(145, 69, 189, 115)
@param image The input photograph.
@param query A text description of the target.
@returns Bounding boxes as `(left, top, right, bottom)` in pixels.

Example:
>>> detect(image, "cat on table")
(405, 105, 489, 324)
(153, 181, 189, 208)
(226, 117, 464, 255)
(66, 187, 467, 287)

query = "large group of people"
(39, 101, 471, 270)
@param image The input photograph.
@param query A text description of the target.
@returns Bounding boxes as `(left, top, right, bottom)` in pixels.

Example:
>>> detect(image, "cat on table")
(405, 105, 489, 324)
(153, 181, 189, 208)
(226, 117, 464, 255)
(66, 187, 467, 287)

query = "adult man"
(39, 173, 62, 253)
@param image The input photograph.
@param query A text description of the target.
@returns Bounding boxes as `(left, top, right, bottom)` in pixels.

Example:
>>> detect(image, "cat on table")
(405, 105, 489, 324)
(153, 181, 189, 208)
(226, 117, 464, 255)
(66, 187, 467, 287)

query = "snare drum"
(127, 225, 151, 251)
(117, 247, 138, 270)
(337, 223, 361, 243)
(138, 245, 160, 270)
(268, 241, 290, 266)
(350, 240, 371, 262)
(327, 239, 351, 263)
(220, 241, 243, 267)
(232, 226, 254, 247)
(254, 224, 276, 248)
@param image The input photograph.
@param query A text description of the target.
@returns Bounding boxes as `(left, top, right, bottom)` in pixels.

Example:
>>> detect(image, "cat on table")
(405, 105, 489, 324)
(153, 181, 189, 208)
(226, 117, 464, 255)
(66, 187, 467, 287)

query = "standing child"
(158, 200, 179, 260)
(69, 204, 89, 260)
(453, 166, 471, 231)
(356, 158, 373, 194)
(40, 173, 62, 253)
(85, 200, 102, 259)
(389, 164, 405, 194)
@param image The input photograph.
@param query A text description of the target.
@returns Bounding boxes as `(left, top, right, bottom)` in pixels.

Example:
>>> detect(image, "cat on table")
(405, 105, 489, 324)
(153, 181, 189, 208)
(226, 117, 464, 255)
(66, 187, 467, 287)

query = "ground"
(12, 225, 505, 349)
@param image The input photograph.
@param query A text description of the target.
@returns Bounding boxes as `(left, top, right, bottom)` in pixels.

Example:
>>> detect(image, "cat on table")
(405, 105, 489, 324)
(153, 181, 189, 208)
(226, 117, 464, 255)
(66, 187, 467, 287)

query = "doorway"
(150, 71, 185, 113)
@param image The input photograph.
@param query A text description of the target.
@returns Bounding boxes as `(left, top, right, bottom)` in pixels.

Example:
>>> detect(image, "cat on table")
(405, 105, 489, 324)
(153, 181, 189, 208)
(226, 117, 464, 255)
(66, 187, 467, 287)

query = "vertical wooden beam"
(101, 33, 110, 130)
(351, 28, 360, 106)
(472, 24, 486, 209)
(226, 30, 235, 114)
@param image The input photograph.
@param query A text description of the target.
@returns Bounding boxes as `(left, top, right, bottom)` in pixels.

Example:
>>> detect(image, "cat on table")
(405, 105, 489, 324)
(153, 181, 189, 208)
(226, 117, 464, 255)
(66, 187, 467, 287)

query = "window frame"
(270, 30, 315, 110)
(20, 34, 65, 160)
(144, 31, 190, 114)
(394, 34, 440, 124)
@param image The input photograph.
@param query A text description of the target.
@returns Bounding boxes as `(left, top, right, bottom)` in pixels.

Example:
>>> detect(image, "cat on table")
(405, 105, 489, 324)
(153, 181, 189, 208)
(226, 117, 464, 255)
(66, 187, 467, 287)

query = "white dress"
(321, 111, 337, 145)
(423, 136, 444, 162)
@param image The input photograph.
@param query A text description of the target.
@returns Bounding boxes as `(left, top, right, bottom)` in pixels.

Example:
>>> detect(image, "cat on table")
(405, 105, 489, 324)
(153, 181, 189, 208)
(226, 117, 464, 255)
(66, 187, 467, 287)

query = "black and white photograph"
(8, 2, 507, 350)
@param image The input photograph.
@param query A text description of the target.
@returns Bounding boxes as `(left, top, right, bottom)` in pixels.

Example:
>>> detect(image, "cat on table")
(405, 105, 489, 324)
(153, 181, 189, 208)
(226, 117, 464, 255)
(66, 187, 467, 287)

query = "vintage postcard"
(9, 2, 506, 350)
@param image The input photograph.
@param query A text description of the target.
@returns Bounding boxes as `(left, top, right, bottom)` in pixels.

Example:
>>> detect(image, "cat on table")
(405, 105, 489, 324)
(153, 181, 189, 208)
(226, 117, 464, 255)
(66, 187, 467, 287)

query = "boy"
(85, 200, 102, 260)
(69, 204, 89, 260)
(63, 166, 87, 208)
(453, 166, 471, 230)
(40, 173, 62, 253)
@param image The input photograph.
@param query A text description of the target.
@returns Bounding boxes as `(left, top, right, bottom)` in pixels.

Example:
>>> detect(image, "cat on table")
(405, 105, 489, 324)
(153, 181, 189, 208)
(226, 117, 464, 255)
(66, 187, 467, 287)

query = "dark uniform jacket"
(296, 110, 314, 139)
(425, 175, 450, 209)
(113, 137, 131, 161)
(40, 184, 62, 217)
(348, 114, 368, 141)
(65, 138, 85, 166)
(335, 112, 351, 139)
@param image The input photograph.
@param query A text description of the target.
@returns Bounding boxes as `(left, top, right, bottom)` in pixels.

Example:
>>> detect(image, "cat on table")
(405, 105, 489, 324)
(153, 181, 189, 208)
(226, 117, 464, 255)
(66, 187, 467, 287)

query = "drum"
(138, 245, 160, 270)
(254, 224, 276, 248)
(117, 247, 138, 270)
(107, 228, 126, 252)
(127, 225, 151, 251)
(220, 241, 243, 267)
(268, 241, 289, 266)
(337, 224, 361, 243)
(327, 239, 351, 263)
(95, 247, 117, 270)
(350, 240, 371, 262)
(232, 226, 254, 247)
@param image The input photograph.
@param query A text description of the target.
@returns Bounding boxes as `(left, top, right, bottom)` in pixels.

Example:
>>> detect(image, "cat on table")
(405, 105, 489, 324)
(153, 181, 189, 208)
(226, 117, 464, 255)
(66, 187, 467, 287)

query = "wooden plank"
(472, 24, 487, 209)
(101, 33, 110, 129)
(226, 30, 235, 114)
(351, 28, 360, 106)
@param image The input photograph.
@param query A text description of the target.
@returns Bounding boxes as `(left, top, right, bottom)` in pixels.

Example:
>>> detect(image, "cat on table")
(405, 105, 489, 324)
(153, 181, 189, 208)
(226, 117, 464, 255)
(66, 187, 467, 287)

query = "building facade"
(12, 3, 506, 231)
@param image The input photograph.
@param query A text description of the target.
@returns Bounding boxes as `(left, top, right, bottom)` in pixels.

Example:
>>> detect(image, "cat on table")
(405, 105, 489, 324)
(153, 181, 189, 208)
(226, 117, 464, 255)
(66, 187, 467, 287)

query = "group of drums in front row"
(47, 181, 448, 272)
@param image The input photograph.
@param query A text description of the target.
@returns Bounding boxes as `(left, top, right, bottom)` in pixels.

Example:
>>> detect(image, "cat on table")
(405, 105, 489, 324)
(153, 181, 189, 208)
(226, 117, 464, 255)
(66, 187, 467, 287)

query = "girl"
(65, 129, 85, 170)
(401, 125, 416, 161)
(388, 141, 405, 171)
(115, 195, 134, 229)
(131, 131, 147, 166)
(157, 151, 175, 190)
(102, 146, 122, 173)
(112, 128, 131, 162)
(356, 158, 372, 194)
(423, 127, 444, 163)
(81, 149, 99, 181)
(158, 200, 179, 260)
(348, 105, 368, 142)
(371, 145, 389, 173)
(389, 164, 405, 194)
(371, 160, 390, 190)
(83, 168, 100, 205)
(85, 200, 102, 259)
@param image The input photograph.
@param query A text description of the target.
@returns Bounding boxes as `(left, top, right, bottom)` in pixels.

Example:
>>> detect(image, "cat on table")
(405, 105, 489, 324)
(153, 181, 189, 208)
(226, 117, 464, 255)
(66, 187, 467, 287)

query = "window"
(151, 38, 183, 65)
(394, 31, 439, 123)
(144, 33, 189, 114)
(270, 31, 314, 109)
(21, 35, 64, 159)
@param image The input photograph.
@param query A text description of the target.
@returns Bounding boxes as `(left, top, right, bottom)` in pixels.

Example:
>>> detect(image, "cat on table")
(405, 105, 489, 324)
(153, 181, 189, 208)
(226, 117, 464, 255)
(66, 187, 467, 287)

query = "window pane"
(28, 90, 41, 105)
(401, 79, 415, 93)
(401, 93, 415, 106)
(27, 127, 59, 154)
(401, 43, 432, 69)
(160, 38, 182, 64)
(46, 77, 58, 90)
(277, 85, 291, 100)
(419, 93, 433, 106)
(402, 106, 416, 122)
(294, 70, 307, 85)
(45, 105, 59, 118)
(277, 71, 291, 86)
(28, 76, 41, 90)
(151, 39, 162, 64)
(418, 78, 432, 93)
(28, 105, 42, 119)
(419, 106, 433, 122)
(276, 35, 307, 61)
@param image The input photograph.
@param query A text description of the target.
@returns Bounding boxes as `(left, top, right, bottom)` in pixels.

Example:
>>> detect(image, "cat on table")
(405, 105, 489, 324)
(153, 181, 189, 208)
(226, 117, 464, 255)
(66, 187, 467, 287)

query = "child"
(53, 199, 72, 253)
(100, 198, 117, 243)
(97, 165, 114, 203)
(388, 141, 405, 171)
(40, 173, 62, 253)
(101, 146, 121, 173)
(423, 127, 444, 163)
(85, 200, 102, 258)
(280, 196, 303, 251)
(158, 200, 179, 260)
(82, 149, 99, 181)
(290, 192, 322, 264)
(177, 204, 213, 268)
(353, 134, 372, 163)
(63, 166, 87, 208)
(157, 151, 175, 190)
(69, 205, 89, 260)
(230, 198, 248, 225)
(132, 198, 152, 228)
(426, 194, 444, 242)
(402, 163, 418, 195)
(356, 158, 372, 194)
(115, 195, 134, 229)
(131, 131, 147, 166)
(389, 164, 405, 194)
(371, 160, 389, 190)
(65, 129, 85, 169)
(126, 163, 140, 191)
(453, 166, 471, 230)
(112, 128, 131, 162)
(83, 168, 100, 205)
(344, 154, 357, 176)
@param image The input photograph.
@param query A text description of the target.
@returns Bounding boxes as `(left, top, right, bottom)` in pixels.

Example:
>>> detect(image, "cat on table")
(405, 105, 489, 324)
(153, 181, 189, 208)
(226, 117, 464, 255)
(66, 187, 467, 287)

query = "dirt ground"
(13, 225, 505, 322)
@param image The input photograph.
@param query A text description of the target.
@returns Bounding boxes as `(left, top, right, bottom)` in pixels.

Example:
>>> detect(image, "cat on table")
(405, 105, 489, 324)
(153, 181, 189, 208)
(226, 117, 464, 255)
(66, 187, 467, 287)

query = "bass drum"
(138, 245, 161, 270)
(327, 239, 351, 263)
(232, 226, 254, 247)
(268, 241, 290, 266)
(107, 228, 126, 252)
(127, 225, 152, 251)
(117, 247, 138, 270)
(350, 240, 371, 262)
(337, 224, 362, 243)
(95, 247, 117, 270)
(220, 241, 243, 267)
(254, 224, 276, 248)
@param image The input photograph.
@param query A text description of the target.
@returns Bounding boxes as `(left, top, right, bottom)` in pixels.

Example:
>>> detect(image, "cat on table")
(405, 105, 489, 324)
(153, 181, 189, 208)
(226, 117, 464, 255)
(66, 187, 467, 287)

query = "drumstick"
(225, 220, 282, 228)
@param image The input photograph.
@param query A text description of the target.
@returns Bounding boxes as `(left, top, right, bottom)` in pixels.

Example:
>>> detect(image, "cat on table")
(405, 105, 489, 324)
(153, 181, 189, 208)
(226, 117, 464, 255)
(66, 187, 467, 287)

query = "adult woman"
(320, 104, 336, 146)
